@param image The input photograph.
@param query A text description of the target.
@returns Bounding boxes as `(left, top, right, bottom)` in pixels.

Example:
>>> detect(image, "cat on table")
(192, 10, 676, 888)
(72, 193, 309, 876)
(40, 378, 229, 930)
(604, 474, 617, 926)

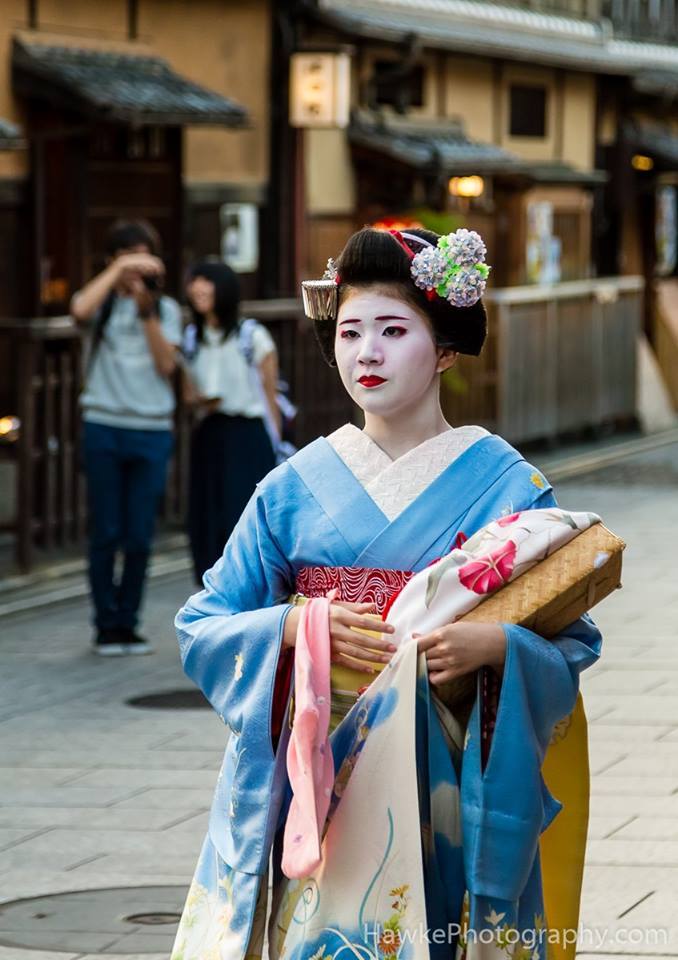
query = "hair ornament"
(410, 228, 490, 308)
(301, 258, 341, 321)
(323, 258, 339, 283)
(301, 279, 338, 322)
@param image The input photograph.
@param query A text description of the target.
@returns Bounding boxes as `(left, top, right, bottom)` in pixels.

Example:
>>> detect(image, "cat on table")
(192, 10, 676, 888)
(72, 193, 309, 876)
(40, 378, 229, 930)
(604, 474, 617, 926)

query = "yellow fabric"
(540, 693, 590, 960)
(291, 596, 590, 956)
(290, 597, 384, 730)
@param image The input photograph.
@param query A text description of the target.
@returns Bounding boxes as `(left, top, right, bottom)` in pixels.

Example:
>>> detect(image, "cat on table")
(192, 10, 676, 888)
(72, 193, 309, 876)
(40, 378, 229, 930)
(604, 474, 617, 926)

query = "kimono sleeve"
(461, 486, 603, 903)
(175, 480, 294, 741)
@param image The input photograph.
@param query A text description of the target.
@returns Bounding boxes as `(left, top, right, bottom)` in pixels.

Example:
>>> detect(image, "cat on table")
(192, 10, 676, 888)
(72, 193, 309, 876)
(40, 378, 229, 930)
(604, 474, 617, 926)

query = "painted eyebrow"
(338, 315, 412, 325)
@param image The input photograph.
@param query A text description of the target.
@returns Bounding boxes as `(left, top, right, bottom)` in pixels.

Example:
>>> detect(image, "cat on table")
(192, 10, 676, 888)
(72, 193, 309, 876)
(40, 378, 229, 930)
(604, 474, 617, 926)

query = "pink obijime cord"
(281, 591, 337, 879)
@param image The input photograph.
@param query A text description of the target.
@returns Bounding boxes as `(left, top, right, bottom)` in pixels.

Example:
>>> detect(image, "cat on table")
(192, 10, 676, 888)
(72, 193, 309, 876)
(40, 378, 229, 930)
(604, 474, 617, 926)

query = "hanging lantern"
(289, 52, 351, 129)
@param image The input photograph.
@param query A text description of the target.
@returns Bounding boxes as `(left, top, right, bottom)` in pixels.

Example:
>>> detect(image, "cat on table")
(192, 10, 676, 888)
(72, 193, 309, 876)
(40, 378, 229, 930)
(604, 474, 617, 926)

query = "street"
(1, 438, 678, 960)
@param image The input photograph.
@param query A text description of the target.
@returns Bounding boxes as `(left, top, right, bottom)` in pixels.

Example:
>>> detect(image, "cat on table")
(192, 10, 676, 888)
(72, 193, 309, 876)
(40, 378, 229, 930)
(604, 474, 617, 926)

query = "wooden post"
(16, 336, 36, 572)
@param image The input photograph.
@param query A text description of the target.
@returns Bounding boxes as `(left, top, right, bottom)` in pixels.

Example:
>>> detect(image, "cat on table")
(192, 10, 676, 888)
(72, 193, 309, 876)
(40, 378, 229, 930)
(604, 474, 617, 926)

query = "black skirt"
(188, 413, 276, 583)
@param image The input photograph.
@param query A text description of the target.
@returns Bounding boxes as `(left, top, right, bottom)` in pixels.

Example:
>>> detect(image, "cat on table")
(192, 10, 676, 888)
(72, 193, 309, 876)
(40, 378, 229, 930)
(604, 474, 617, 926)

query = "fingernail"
(388, 644, 397, 652)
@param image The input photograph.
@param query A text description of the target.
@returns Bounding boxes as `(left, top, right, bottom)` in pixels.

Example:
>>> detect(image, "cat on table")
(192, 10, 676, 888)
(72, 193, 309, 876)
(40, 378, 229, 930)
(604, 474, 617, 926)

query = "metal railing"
(602, 0, 678, 40)
(488, 0, 678, 40)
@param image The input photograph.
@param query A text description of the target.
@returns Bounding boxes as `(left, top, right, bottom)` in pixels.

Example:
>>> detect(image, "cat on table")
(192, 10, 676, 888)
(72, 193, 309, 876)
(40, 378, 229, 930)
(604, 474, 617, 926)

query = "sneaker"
(119, 628, 154, 655)
(93, 628, 126, 657)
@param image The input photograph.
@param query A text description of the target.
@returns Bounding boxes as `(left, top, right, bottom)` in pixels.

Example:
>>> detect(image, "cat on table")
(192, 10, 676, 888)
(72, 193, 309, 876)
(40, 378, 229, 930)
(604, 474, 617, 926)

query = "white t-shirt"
(81, 295, 182, 431)
(189, 322, 276, 418)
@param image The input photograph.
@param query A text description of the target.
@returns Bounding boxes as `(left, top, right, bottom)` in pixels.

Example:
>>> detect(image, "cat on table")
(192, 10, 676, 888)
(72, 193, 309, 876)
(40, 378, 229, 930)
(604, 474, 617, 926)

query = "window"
(509, 84, 548, 137)
(373, 60, 425, 110)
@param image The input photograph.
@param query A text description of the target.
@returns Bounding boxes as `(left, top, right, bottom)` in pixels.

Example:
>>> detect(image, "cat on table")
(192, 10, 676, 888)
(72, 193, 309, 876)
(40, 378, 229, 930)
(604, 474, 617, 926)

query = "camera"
(142, 274, 161, 292)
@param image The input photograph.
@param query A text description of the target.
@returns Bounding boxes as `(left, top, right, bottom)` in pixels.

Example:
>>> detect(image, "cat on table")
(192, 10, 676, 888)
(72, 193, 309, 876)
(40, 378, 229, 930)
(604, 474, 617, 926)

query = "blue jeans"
(83, 421, 173, 631)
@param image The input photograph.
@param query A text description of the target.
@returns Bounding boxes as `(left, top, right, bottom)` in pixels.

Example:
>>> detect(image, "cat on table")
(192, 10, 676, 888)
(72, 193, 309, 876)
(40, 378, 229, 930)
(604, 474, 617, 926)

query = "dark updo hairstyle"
(186, 260, 241, 343)
(314, 227, 487, 366)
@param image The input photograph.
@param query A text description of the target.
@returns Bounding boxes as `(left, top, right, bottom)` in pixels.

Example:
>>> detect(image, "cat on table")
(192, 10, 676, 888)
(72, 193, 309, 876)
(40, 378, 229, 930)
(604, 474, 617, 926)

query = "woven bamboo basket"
(459, 522, 625, 638)
(436, 523, 625, 712)
(295, 523, 625, 719)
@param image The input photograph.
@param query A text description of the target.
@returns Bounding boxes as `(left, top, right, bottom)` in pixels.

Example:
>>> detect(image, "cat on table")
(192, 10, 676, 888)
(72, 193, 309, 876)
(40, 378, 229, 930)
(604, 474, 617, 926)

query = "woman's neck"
(205, 312, 219, 329)
(362, 397, 452, 461)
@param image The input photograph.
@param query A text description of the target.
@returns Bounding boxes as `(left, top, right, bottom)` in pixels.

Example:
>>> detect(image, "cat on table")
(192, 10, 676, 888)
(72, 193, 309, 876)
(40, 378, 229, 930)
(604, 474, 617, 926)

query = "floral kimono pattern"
(172, 428, 602, 960)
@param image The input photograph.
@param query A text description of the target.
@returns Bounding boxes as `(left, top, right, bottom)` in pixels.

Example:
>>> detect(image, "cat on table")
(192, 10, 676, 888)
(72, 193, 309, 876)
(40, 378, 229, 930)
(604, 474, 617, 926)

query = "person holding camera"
(71, 219, 182, 656)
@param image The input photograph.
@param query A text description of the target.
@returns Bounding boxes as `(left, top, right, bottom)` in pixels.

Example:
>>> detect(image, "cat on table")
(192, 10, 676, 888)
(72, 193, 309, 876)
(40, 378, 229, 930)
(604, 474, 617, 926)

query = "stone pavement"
(1, 439, 677, 959)
(554, 442, 678, 959)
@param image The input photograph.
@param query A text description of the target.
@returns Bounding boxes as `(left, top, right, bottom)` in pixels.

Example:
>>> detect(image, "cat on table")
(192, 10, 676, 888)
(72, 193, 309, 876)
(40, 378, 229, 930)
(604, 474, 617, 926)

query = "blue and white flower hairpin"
(404, 228, 490, 308)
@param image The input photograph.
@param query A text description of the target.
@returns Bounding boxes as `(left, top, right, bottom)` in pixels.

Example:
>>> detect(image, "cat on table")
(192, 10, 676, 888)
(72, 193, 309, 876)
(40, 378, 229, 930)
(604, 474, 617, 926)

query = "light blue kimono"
(173, 433, 601, 960)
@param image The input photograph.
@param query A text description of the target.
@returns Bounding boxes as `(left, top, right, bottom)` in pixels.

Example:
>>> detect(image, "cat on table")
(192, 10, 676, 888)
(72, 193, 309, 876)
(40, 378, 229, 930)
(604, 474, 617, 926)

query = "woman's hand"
(329, 601, 396, 673)
(283, 601, 396, 674)
(415, 622, 506, 686)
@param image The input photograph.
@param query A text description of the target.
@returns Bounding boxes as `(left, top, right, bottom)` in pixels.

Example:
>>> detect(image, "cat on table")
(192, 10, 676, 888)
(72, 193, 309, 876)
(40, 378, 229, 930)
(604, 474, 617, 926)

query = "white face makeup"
(334, 289, 446, 418)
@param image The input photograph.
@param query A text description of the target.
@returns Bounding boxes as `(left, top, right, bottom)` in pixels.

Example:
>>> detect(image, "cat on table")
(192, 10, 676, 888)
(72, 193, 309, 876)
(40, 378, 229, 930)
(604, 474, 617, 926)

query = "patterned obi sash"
(272, 565, 494, 750)
(294, 565, 412, 614)
(291, 566, 413, 729)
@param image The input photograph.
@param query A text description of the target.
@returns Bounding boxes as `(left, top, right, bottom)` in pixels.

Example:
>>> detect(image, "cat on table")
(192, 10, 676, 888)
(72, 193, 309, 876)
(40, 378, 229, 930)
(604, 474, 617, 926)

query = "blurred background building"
(1, 0, 677, 572)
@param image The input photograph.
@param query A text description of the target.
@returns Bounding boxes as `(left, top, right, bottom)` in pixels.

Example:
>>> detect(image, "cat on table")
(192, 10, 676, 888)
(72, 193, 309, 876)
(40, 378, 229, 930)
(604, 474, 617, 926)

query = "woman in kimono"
(172, 227, 602, 960)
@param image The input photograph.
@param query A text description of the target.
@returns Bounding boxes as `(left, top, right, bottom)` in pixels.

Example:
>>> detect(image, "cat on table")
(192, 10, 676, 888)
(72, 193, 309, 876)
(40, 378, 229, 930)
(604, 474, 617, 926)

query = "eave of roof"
(315, 0, 678, 76)
(627, 121, 678, 167)
(349, 115, 521, 175)
(349, 113, 606, 185)
(12, 36, 248, 127)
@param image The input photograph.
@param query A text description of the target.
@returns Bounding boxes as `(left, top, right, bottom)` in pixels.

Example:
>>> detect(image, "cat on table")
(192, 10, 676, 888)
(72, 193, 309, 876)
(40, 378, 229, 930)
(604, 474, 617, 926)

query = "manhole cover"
(124, 911, 182, 925)
(0, 886, 186, 954)
(127, 688, 210, 709)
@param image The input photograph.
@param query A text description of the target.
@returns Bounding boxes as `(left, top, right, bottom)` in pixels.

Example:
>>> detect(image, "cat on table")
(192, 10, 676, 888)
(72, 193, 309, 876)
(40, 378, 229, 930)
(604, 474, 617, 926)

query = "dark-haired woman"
(185, 261, 277, 583)
(172, 229, 603, 960)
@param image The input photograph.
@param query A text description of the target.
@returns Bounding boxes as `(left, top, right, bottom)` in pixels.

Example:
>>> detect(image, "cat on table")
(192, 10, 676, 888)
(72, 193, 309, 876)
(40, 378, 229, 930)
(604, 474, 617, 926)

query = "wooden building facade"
(276, 0, 678, 358)
(0, 0, 273, 321)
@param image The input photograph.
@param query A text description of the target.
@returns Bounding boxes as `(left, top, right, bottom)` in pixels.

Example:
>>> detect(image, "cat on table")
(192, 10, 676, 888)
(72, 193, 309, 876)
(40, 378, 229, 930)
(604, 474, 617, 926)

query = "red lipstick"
(358, 375, 387, 388)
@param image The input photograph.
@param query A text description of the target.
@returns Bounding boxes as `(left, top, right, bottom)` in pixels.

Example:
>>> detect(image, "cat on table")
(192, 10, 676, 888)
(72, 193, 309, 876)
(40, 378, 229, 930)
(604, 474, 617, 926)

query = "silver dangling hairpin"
(301, 259, 340, 321)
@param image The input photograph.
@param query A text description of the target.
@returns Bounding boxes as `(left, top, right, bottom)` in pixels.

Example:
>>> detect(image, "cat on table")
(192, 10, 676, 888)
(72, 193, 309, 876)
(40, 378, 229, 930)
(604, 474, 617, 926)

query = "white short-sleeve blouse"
(189, 323, 276, 419)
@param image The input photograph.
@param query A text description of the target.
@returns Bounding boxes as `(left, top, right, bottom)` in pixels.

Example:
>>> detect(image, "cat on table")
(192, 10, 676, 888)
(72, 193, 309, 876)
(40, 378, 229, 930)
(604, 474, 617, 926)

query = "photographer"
(71, 219, 182, 656)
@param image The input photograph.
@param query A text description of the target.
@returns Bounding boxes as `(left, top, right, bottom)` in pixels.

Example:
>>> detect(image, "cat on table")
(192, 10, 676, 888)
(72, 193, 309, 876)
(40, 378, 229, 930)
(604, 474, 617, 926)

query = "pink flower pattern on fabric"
(284, 507, 602, 880)
(458, 540, 517, 594)
(496, 512, 521, 527)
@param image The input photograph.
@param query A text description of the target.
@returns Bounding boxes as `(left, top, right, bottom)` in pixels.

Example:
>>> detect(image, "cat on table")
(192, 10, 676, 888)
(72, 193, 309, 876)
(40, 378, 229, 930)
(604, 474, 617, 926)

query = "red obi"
(294, 565, 413, 615)
(272, 566, 411, 745)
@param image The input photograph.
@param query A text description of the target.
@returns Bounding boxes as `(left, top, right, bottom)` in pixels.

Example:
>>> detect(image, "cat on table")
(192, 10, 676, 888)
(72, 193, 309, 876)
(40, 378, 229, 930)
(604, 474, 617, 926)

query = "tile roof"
(349, 112, 606, 184)
(349, 113, 522, 175)
(12, 38, 248, 127)
(316, 0, 678, 75)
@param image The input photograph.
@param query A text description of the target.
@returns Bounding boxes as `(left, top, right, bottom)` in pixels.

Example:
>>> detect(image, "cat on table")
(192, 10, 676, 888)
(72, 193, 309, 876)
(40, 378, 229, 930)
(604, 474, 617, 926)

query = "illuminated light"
(0, 415, 20, 440)
(632, 154, 654, 172)
(289, 52, 351, 129)
(448, 175, 485, 198)
(370, 217, 424, 231)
